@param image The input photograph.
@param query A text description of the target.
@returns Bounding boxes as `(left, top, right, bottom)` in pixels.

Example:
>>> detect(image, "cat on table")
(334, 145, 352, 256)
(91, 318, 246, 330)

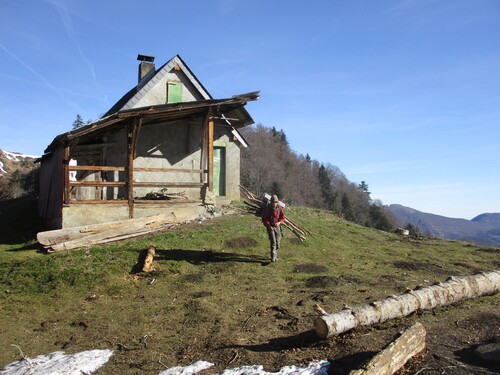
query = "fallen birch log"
(350, 322, 426, 375)
(314, 270, 500, 338)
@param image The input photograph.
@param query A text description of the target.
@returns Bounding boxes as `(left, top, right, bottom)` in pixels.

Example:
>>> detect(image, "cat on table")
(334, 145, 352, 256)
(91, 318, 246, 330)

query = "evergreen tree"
(269, 181, 284, 200)
(341, 192, 355, 221)
(279, 129, 288, 145)
(318, 164, 337, 210)
(358, 181, 371, 198)
(369, 203, 393, 231)
(72, 114, 85, 129)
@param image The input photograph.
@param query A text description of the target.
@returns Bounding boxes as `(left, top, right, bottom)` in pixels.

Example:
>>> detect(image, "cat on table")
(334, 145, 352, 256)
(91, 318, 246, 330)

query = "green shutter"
(167, 81, 183, 103)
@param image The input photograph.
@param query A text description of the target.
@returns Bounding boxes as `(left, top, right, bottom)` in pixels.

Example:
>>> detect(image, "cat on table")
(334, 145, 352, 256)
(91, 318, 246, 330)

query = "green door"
(213, 147, 226, 196)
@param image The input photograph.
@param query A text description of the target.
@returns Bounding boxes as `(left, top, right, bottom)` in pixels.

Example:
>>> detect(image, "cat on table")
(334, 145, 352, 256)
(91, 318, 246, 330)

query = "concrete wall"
(133, 119, 204, 200)
(62, 203, 207, 228)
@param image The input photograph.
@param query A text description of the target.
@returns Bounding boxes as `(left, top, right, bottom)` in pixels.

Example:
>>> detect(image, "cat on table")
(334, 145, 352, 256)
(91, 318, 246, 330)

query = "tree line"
(240, 124, 395, 231)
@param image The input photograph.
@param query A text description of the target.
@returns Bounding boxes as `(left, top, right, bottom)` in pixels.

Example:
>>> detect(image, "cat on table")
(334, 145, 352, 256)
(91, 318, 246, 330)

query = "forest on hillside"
(240, 124, 395, 231)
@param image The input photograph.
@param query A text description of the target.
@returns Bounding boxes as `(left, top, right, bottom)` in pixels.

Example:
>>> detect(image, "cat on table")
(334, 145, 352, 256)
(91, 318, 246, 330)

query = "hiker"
(262, 194, 285, 262)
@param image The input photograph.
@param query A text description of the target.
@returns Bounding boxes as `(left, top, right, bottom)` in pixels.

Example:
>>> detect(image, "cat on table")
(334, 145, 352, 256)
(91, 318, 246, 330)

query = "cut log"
(350, 322, 426, 375)
(142, 245, 156, 273)
(314, 270, 500, 338)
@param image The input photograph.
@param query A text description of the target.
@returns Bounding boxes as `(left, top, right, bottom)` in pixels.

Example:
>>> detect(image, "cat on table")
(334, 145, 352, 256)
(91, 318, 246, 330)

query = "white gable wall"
(132, 70, 204, 108)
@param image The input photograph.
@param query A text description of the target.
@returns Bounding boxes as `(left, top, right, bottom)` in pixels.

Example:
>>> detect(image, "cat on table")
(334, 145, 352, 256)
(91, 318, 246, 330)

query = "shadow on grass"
(0, 195, 43, 245)
(220, 330, 322, 352)
(6, 242, 42, 252)
(328, 351, 379, 374)
(154, 249, 269, 265)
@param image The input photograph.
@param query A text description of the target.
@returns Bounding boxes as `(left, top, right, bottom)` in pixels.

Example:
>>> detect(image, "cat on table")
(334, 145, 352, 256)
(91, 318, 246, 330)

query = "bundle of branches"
(239, 185, 311, 241)
(136, 188, 188, 200)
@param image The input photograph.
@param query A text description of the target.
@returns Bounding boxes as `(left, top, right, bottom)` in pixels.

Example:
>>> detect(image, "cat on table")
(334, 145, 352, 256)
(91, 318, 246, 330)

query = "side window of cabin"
(167, 81, 183, 103)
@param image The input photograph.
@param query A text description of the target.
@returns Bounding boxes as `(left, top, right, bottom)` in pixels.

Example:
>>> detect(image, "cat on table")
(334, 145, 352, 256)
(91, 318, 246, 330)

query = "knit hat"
(272, 194, 279, 203)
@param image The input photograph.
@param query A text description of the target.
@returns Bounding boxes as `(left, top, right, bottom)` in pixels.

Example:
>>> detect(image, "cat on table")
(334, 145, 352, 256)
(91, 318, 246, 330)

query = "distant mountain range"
(0, 149, 39, 176)
(388, 204, 500, 247)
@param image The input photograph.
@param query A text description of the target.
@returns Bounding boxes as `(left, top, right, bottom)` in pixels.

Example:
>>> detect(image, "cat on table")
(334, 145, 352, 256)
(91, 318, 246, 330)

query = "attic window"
(167, 81, 183, 104)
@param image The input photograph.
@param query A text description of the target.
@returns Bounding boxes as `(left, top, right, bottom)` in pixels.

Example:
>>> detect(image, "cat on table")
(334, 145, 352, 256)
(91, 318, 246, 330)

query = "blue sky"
(1, 0, 499, 219)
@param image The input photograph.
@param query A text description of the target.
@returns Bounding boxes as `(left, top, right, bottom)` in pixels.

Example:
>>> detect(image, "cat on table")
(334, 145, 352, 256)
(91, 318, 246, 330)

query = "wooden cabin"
(38, 54, 258, 229)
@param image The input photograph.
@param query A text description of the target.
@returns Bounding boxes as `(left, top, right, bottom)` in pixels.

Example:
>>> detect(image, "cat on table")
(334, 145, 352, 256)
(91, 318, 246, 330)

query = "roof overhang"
(44, 92, 259, 154)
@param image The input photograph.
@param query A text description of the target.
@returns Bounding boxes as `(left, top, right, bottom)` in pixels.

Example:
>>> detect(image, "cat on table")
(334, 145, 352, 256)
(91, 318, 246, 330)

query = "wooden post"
(127, 120, 139, 219)
(207, 109, 214, 192)
(63, 144, 70, 204)
(200, 112, 208, 184)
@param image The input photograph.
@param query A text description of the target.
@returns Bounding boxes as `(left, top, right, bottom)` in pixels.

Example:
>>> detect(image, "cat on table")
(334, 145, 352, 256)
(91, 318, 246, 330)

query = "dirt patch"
(183, 273, 204, 283)
(305, 275, 339, 288)
(340, 274, 362, 284)
(192, 291, 212, 299)
(393, 261, 451, 274)
(475, 248, 499, 254)
(294, 263, 328, 274)
(225, 237, 258, 248)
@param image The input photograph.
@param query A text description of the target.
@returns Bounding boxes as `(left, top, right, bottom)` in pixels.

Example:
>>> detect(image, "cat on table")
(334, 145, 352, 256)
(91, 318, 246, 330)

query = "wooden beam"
(69, 165, 125, 172)
(127, 121, 138, 218)
(133, 118, 142, 159)
(68, 200, 127, 205)
(69, 181, 126, 187)
(133, 199, 200, 205)
(133, 182, 205, 188)
(208, 109, 214, 192)
(200, 112, 208, 184)
(133, 167, 205, 173)
(63, 145, 70, 204)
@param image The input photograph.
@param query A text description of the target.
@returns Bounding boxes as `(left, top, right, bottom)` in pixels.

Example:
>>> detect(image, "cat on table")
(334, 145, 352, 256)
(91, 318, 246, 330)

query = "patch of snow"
(158, 360, 214, 375)
(0, 161, 6, 175)
(1, 149, 40, 161)
(0, 349, 113, 375)
(0, 350, 329, 375)
(158, 360, 330, 375)
(219, 360, 329, 375)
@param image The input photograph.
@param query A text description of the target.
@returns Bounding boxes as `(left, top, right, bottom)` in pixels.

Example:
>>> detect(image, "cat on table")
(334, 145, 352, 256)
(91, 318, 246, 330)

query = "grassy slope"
(0, 205, 498, 374)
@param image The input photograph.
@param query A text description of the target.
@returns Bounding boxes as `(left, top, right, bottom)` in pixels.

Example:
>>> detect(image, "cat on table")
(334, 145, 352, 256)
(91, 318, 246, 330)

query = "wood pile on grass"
(37, 215, 181, 253)
(239, 185, 311, 242)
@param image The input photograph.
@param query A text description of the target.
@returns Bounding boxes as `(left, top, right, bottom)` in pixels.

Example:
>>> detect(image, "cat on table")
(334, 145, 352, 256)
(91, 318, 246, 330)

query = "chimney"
(137, 54, 155, 84)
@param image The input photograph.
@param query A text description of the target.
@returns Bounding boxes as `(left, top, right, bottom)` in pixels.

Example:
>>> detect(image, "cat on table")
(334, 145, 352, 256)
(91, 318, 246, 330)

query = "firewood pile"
(239, 185, 311, 242)
(135, 188, 188, 200)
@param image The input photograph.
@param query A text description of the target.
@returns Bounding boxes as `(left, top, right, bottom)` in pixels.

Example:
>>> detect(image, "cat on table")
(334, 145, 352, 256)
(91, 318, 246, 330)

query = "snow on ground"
(1, 149, 40, 161)
(0, 350, 330, 375)
(0, 161, 6, 174)
(0, 349, 113, 375)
